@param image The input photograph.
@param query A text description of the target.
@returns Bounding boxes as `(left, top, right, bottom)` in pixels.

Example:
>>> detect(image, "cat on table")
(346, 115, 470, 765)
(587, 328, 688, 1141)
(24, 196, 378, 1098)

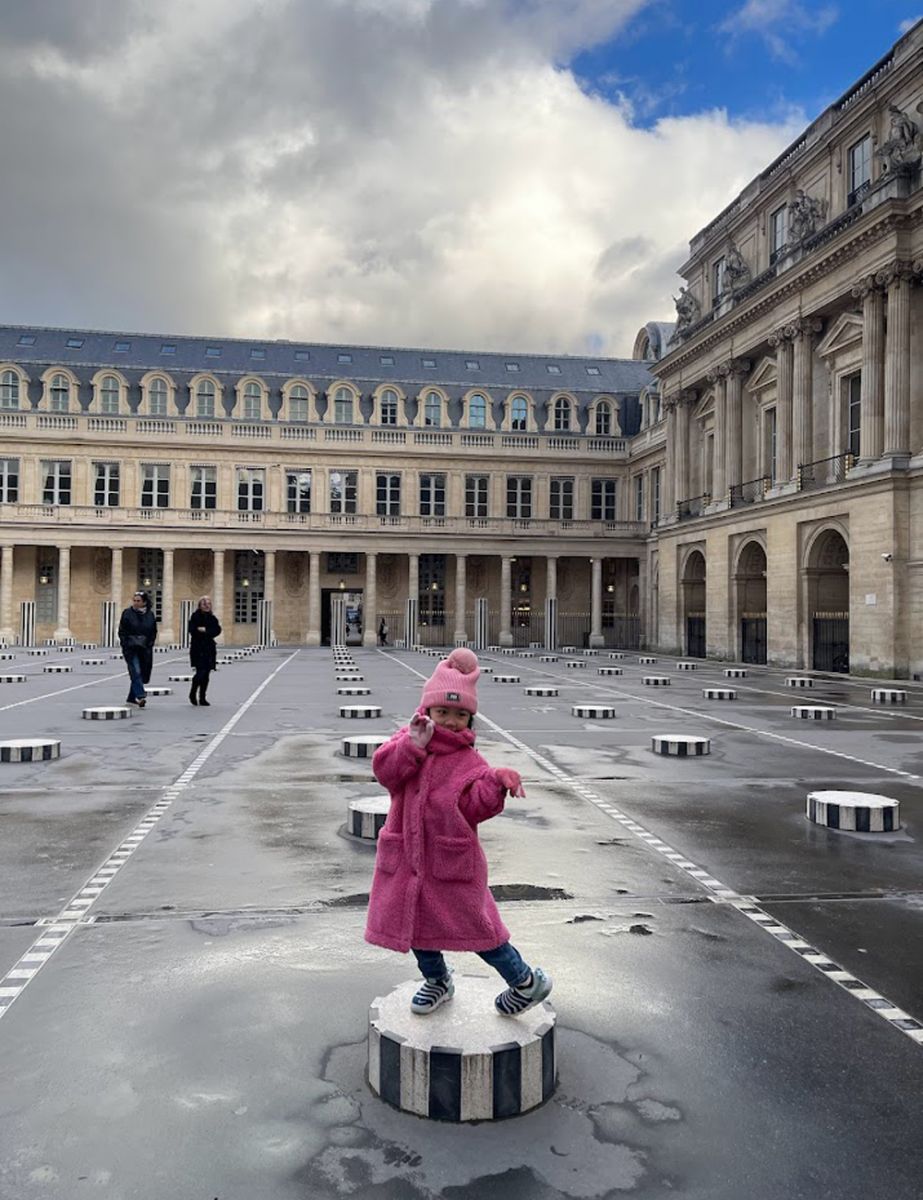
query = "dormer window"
(510, 396, 528, 432)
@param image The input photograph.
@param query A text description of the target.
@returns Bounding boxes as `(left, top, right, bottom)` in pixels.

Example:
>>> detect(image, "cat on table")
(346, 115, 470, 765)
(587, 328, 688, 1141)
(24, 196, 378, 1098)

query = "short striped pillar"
(481, 667, 494, 675)
(786, 677, 813, 688)
(368, 976, 556, 1122)
(336, 673, 364, 682)
(564, 661, 586, 669)
(724, 668, 747, 678)
(0, 674, 26, 683)
(57, 645, 75, 653)
(571, 704, 616, 719)
(145, 686, 172, 696)
(703, 688, 736, 700)
(524, 686, 558, 696)
(337, 686, 371, 696)
(581, 649, 599, 657)
(608, 651, 627, 659)
(517, 651, 535, 658)
(347, 795, 391, 840)
(806, 790, 900, 832)
(168, 673, 194, 682)
(25, 648, 48, 657)
(560, 645, 576, 652)
(676, 662, 697, 671)
(500, 647, 518, 655)
(342, 734, 389, 758)
(339, 705, 382, 719)
(43, 664, 73, 674)
(791, 705, 836, 720)
(83, 706, 133, 720)
(81, 657, 105, 666)
(0, 739, 61, 763)
(492, 674, 520, 683)
(597, 666, 623, 676)
(651, 735, 710, 757)
(81, 642, 98, 650)
(643, 676, 671, 686)
(638, 655, 657, 664)
(539, 655, 558, 663)
(871, 689, 907, 704)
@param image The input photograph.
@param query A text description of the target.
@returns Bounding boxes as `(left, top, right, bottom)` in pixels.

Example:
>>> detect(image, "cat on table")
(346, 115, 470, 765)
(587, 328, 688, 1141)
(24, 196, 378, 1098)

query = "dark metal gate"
(812, 612, 849, 672)
(740, 614, 767, 664)
(686, 614, 706, 658)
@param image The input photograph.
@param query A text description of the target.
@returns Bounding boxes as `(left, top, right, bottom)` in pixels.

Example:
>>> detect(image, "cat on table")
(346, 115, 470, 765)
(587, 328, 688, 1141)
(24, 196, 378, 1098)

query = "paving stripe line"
(387, 651, 923, 1048)
(0, 650, 299, 1023)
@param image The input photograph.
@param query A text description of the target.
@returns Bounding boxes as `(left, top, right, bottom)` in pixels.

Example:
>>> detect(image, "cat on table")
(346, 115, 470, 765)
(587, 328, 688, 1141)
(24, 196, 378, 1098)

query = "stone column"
(159, 547, 176, 644)
(881, 263, 913, 462)
(499, 555, 512, 646)
(853, 277, 885, 461)
(307, 550, 321, 646)
(363, 552, 377, 647)
(545, 556, 557, 600)
(263, 549, 275, 644)
(663, 396, 677, 516)
(111, 547, 123, 610)
(791, 318, 821, 481)
(724, 360, 749, 490)
(453, 554, 467, 645)
(770, 328, 794, 483)
(674, 397, 690, 508)
(0, 544, 14, 643)
(213, 549, 226, 643)
(53, 544, 73, 642)
(709, 369, 727, 503)
(589, 557, 603, 647)
(407, 554, 419, 607)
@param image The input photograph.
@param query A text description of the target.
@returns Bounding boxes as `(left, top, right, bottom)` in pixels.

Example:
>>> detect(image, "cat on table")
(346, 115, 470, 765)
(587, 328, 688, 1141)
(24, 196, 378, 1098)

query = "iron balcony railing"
(729, 475, 771, 508)
(798, 452, 855, 492)
(676, 493, 710, 521)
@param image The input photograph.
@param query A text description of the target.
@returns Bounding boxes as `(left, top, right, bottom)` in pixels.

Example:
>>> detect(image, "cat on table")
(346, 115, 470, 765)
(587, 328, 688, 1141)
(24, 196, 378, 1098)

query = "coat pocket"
(375, 830, 403, 875)
(432, 835, 475, 882)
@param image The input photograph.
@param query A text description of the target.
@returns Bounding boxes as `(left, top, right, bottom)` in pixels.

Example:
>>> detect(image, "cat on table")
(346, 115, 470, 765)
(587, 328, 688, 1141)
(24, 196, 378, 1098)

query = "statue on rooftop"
(877, 104, 922, 175)
(787, 189, 826, 244)
(670, 286, 700, 339)
(724, 240, 751, 293)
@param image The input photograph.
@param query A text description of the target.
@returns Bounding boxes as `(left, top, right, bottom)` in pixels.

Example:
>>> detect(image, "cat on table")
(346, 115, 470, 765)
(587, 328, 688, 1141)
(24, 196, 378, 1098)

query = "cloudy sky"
(1, 0, 918, 356)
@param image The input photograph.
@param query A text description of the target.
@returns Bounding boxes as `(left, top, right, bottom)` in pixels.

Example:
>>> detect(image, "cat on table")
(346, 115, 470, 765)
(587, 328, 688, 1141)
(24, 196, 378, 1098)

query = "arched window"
(148, 377, 168, 416)
(379, 388, 398, 426)
(468, 394, 487, 428)
(196, 379, 216, 418)
(288, 384, 309, 421)
(99, 374, 120, 415)
(553, 396, 571, 431)
(243, 381, 262, 420)
(595, 401, 612, 436)
(0, 370, 19, 411)
(424, 391, 441, 428)
(510, 396, 528, 431)
(334, 386, 354, 424)
(50, 374, 70, 413)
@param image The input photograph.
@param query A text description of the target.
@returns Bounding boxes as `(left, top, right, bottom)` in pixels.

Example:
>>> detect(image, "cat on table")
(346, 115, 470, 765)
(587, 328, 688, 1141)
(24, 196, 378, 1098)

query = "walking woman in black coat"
(188, 595, 221, 706)
(118, 590, 158, 708)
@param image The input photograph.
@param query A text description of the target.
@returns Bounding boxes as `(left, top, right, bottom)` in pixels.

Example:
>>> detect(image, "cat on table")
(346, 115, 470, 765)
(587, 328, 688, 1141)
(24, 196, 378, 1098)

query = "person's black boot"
(189, 683, 198, 706)
(199, 680, 210, 707)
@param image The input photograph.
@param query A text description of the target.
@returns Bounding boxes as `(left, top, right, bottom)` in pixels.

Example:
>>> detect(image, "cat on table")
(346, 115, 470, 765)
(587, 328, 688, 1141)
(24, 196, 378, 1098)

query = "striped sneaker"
(495, 967, 553, 1017)
(410, 972, 454, 1015)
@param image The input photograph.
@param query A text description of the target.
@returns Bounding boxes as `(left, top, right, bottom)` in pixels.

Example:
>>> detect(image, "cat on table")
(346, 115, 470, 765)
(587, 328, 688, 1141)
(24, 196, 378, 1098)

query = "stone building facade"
(0, 332, 661, 650)
(653, 20, 923, 678)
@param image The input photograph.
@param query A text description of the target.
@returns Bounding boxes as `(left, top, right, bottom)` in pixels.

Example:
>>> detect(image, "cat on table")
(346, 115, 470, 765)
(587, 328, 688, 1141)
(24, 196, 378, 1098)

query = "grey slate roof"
(0, 323, 654, 397)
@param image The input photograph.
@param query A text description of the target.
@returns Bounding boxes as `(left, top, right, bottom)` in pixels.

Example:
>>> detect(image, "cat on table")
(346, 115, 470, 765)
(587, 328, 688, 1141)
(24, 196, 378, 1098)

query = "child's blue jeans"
(412, 942, 531, 988)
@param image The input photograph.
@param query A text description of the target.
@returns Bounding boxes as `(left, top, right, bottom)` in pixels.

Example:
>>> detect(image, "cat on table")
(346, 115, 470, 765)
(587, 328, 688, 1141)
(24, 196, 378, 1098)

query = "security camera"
(881, 552, 893, 562)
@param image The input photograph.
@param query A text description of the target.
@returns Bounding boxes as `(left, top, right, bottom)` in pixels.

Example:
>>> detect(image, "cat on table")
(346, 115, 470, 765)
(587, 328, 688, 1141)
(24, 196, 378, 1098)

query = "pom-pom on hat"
(420, 647, 480, 714)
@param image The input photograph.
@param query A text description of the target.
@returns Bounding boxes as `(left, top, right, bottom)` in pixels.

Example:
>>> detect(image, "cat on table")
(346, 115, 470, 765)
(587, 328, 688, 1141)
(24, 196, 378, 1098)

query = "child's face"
(429, 705, 472, 731)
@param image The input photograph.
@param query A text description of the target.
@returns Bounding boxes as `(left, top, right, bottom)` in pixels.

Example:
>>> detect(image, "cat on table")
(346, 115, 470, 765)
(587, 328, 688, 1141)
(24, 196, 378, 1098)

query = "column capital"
(768, 324, 798, 348)
(876, 259, 915, 289)
(790, 316, 823, 338)
(851, 274, 882, 300)
(724, 358, 751, 378)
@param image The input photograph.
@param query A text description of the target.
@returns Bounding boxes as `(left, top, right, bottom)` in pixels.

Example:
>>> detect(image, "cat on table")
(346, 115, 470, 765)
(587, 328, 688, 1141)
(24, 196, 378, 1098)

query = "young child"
(365, 648, 552, 1017)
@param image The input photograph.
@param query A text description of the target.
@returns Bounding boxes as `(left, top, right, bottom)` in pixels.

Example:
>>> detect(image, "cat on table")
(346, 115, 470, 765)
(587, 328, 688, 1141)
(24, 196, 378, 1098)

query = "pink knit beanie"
(420, 647, 480, 713)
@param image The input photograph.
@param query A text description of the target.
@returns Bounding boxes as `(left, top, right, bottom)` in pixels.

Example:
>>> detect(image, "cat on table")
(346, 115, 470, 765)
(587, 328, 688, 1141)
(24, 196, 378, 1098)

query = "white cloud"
(898, 15, 922, 34)
(0, 0, 803, 356)
(718, 0, 838, 65)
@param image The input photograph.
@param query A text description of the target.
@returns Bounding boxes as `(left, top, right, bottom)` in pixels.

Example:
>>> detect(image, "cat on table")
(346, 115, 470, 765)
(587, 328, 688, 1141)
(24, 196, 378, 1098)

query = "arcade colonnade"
(0, 542, 646, 651)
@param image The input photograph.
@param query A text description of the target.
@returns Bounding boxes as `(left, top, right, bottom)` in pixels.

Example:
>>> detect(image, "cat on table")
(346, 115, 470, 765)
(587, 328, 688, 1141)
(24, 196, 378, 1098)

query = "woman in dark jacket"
(188, 595, 221, 706)
(118, 590, 158, 708)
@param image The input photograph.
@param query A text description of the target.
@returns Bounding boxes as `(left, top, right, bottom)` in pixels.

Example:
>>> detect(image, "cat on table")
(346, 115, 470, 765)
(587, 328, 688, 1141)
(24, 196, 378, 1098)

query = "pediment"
(693, 390, 714, 421)
(815, 311, 863, 360)
(746, 356, 777, 394)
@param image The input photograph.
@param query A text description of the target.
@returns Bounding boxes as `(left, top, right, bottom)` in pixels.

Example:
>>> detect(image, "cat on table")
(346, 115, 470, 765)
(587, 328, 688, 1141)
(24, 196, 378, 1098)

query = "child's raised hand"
(408, 713, 434, 749)
(495, 767, 525, 797)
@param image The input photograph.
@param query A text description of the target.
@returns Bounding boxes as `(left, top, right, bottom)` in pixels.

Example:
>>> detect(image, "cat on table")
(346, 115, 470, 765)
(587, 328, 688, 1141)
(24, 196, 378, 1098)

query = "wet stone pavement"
(1, 645, 923, 1199)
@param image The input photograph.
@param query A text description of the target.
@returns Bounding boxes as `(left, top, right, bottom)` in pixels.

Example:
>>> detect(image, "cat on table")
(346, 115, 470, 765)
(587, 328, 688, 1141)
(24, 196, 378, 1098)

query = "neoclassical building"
(653, 19, 923, 677)
(0, 330, 661, 649)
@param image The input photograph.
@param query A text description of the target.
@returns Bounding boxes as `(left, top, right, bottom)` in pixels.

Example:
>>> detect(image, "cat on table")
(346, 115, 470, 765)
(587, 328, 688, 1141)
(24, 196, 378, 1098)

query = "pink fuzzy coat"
(364, 719, 510, 953)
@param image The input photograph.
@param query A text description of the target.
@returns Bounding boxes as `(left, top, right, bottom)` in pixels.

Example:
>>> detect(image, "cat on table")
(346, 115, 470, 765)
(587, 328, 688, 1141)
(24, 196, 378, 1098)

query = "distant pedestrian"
(118, 590, 157, 708)
(188, 595, 221, 706)
(378, 618, 389, 647)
